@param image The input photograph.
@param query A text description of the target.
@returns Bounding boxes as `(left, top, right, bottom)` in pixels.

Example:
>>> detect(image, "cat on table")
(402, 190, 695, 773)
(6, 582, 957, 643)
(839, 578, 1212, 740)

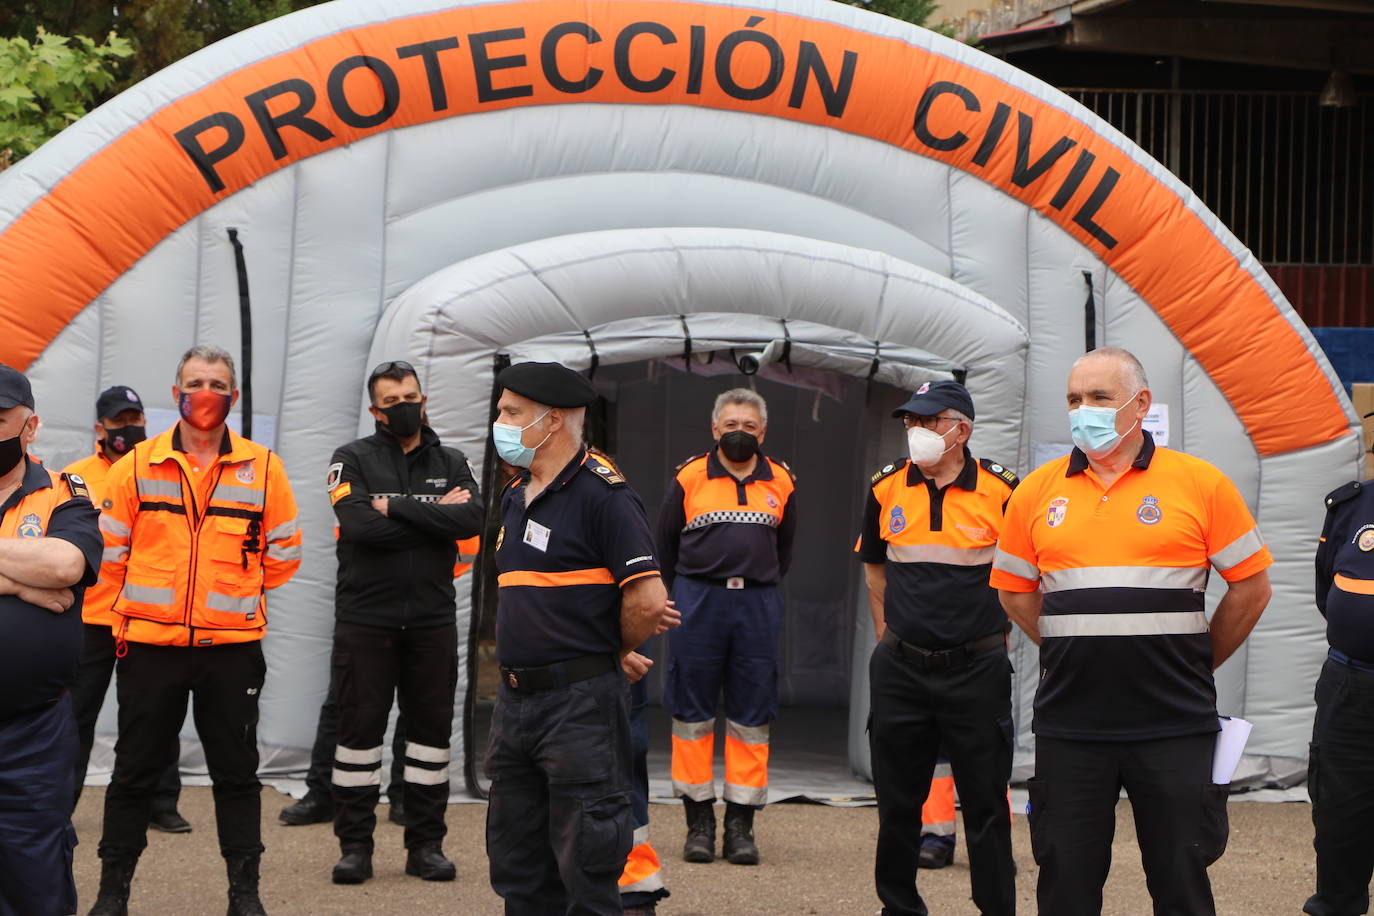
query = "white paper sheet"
(1213, 716, 1253, 784)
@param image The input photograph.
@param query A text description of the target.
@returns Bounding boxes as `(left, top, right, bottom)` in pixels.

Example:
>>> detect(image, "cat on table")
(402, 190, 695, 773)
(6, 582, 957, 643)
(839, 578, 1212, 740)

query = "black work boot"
(682, 797, 716, 863)
(88, 856, 137, 916)
(225, 855, 267, 916)
(723, 802, 760, 865)
(405, 842, 457, 881)
(278, 792, 333, 826)
(331, 847, 373, 884)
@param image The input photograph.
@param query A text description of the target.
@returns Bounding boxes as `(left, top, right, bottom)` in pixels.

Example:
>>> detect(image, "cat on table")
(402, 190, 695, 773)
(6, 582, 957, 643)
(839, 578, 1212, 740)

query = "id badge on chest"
(523, 518, 551, 552)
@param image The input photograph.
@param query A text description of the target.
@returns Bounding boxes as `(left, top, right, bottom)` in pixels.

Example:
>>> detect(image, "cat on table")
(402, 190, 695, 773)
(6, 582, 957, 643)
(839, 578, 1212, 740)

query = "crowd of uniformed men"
(0, 342, 1371, 916)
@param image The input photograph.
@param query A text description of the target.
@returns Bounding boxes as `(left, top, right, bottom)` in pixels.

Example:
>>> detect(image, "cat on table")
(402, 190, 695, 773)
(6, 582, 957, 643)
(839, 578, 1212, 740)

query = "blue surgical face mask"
(1068, 391, 1141, 457)
(493, 410, 551, 468)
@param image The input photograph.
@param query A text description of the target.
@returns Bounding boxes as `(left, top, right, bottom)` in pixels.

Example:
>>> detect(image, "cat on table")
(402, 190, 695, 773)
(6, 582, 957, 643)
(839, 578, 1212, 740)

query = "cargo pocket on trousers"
(577, 790, 633, 873)
(1026, 776, 1049, 867)
(1199, 782, 1230, 866)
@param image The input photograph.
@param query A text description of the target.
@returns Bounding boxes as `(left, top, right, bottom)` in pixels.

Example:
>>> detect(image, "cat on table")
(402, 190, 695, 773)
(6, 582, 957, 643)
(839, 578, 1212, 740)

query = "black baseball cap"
(0, 365, 34, 410)
(95, 385, 145, 420)
(892, 379, 975, 421)
(497, 362, 597, 408)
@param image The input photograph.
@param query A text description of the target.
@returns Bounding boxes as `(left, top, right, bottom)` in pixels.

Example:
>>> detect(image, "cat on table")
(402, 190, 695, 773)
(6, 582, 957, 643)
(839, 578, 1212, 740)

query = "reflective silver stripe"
(212, 483, 264, 507)
(403, 765, 449, 785)
(135, 478, 182, 498)
(922, 820, 956, 837)
(99, 515, 131, 538)
(266, 543, 301, 562)
(932, 762, 952, 780)
(672, 778, 715, 802)
(206, 591, 260, 614)
(1038, 611, 1210, 638)
(682, 510, 778, 533)
(102, 546, 129, 563)
(725, 720, 769, 746)
(993, 547, 1039, 582)
(632, 824, 651, 846)
(122, 583, 174, 605)
(672, 717, 715, 741)
(335, 745, 382, 765)
(405, 742, 449, 764)
(1209, 527, 1265, 572)
(886, 544, 995, 566)
(332, 768, 381, 787)
(619, 872, 666, 894)
(723, 783, 768, 806)
(1040, 566, 1209, 593)
(265, 520, 298, 542)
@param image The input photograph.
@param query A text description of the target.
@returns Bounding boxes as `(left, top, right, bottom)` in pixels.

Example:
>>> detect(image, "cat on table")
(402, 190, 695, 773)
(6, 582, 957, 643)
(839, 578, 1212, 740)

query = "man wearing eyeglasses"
(325, 360, 484, 885)
(858, 379, 1018, 916)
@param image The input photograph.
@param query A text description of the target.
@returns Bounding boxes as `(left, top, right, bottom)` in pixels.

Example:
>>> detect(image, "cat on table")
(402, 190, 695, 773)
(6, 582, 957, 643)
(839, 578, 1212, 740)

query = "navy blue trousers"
(0, 696, 78, 916)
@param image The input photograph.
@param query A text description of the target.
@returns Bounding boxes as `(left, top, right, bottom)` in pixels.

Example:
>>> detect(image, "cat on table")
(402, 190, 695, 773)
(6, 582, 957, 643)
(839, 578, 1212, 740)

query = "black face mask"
(0, 434, 24, 476)
(102, 424, 146, 456)
(718, 430, 760, 463)
(378, 401, 424, 439)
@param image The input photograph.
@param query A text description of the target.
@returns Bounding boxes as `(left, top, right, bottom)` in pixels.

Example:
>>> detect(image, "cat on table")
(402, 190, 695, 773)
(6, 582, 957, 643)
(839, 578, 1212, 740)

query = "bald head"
(1070, 347, 1148, 393)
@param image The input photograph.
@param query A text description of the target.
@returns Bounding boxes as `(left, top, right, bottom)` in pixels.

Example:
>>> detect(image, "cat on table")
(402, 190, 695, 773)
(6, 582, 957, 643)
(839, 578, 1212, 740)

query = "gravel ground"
(71, 787, 1336, 915)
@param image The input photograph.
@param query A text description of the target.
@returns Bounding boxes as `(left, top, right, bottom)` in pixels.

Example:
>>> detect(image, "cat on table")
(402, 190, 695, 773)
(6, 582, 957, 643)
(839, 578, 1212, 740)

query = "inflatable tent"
(0, 0, 1361, 795)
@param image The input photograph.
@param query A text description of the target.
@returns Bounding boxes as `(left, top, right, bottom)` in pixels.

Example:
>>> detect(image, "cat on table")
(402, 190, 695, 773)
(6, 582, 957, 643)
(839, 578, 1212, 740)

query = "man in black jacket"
(326, 360, 484, 885)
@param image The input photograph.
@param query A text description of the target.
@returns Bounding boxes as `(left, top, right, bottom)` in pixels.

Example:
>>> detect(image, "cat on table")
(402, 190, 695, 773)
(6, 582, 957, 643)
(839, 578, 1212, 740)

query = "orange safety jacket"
(63, 446, 121, 628)
(101, 425, 301, 647)
(454, 535, 480, 579)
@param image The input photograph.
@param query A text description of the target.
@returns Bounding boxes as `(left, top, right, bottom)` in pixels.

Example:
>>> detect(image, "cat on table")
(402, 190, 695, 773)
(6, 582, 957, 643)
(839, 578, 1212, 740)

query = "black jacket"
(329, 426, 484, 628)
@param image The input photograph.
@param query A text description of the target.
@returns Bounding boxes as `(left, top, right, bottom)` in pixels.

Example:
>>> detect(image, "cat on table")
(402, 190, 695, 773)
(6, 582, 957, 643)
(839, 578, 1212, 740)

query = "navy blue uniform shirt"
(495, 448, 660, 668)
(0, 457, 102, 720)
(1317, 477, 1374, 662)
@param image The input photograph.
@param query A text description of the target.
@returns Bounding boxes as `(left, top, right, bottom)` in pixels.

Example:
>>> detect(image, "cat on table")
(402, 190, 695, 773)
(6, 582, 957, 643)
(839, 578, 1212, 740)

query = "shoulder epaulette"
(63, 472, 90, 502)
(675, 452, 710, 473)
(1325, 479, 1363, 509)
(586, 453, 627, 486)
(979, 458, 1020, 489)
(774, 458, 797, 482)
(870, 458, 908, 486)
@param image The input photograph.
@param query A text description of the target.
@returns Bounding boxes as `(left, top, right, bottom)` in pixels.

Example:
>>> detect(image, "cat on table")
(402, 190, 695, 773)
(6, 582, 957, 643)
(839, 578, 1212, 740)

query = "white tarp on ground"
(0, 0, 1360, 797)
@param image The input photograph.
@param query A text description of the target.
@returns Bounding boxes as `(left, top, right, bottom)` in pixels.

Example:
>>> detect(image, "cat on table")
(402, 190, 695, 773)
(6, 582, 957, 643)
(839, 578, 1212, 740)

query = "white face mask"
(907, 425, 956, 466)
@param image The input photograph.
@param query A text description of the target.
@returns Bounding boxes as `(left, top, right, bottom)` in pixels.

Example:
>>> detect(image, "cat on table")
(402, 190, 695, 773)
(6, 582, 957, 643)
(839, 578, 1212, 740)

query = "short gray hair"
(712, 388, 768, 426)
(176, 345, 237, 389)
(1072, 347, 1148, 392)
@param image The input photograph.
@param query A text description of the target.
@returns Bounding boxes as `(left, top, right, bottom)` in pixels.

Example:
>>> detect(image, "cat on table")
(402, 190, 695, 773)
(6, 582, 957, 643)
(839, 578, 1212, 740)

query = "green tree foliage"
(0, 28, 132, 165)
(843, 0, 958, 36)
(0, 1, 329, 87)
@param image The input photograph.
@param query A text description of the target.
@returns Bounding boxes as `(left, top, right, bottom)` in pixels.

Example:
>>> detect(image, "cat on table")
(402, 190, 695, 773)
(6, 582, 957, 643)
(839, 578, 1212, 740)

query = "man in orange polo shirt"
(992, 347, 1272, 916)
(658, 388, 797, 866)
(65, 386, 190, 834)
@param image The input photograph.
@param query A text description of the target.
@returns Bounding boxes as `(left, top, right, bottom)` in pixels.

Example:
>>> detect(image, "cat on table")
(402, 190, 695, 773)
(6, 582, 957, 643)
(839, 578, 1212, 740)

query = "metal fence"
(1066, 90, 1372, 267)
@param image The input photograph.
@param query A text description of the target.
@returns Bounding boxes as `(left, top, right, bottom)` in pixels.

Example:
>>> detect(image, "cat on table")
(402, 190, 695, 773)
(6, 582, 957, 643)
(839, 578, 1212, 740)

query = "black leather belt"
(881, 630, 1005, 671)
(499, 653, 617, 693)
(685, 575, 773, 590)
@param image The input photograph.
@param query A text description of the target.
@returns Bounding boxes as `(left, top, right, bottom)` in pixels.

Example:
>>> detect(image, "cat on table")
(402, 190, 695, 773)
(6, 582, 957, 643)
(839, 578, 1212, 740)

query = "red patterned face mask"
(178, 390, 232, 431)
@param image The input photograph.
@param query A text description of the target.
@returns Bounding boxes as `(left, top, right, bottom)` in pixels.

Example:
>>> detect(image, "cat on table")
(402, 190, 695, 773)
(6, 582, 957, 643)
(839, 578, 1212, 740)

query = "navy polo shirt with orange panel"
(657, 448, 796, 808)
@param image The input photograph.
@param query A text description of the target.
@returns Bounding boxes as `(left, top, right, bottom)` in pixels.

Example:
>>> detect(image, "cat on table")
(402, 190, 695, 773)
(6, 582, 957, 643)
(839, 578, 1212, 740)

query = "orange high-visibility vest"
(102, 426, 301, 647)
(63, 448, 120, 628)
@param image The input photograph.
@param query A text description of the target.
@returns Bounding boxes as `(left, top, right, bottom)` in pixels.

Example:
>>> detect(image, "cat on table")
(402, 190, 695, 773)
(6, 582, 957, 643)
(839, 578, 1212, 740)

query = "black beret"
(497, 362, 597, 408)
(892, 379, 975, 421)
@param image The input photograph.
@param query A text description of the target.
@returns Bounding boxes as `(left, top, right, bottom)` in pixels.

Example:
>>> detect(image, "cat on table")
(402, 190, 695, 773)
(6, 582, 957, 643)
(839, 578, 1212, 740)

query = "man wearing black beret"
(484, 361, 678, 915)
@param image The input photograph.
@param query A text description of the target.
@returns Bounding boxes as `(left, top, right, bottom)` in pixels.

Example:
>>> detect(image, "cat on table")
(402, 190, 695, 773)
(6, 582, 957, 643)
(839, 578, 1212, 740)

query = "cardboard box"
(1352, 383, 1374, 479)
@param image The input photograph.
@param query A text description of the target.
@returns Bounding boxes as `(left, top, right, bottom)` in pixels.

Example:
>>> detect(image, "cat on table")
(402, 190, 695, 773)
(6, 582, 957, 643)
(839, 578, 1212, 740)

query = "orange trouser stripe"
(618, 841, 662, 888)
(671, 733, 714, 787)
(922, 775, 956, 827)
(724, 734, 769, 789)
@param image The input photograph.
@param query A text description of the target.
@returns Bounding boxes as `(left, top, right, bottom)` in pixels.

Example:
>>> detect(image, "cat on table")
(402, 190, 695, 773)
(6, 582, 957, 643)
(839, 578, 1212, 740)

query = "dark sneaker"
(917, 841, 954, 869)
(148, 809, 192, 834)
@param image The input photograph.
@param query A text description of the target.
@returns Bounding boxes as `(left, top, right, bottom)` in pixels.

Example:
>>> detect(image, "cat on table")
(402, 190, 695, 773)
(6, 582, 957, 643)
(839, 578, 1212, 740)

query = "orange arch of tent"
(0, 0, 1347, 456)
